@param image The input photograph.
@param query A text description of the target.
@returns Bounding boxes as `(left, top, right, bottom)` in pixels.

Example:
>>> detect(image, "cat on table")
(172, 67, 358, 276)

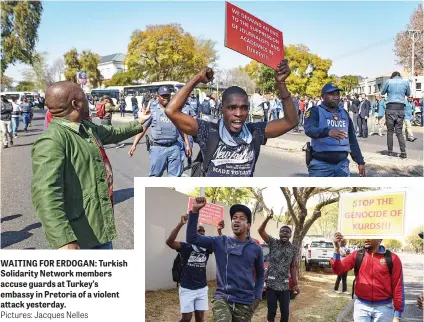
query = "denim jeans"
(132, 105, 138, 119)
(11, 117, 19, 136)
(22, 112, 31, 130)
(308, 158, 350, 177)
(149, 143, 184, 177)
(92, 241, 113, 249)
(353, 299, 394, 322)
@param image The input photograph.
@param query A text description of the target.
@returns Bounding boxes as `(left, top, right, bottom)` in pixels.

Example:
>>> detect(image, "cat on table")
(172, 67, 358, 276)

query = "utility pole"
(407, 30, 423, 97)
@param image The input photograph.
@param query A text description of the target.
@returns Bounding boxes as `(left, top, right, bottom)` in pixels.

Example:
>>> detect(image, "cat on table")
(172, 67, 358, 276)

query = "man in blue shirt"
(187, 198, 264, 322)
(380, 72, 410, 158)
(304, 83, 365, 177)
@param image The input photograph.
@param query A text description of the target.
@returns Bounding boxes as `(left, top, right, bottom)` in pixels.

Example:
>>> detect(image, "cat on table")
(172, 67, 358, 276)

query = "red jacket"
(331, 247, 404, 318)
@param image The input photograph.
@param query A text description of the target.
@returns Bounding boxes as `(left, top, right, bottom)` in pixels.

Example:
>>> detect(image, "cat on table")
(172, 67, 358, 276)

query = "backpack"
(351, 248, 393, 299)
(172, 253, 186, 284)
(201, 100, 211, 115)
(190, 122, 262, 177)
(96, 102, 106, 119)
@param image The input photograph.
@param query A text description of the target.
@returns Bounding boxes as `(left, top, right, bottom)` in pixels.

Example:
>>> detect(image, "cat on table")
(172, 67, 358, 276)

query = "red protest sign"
(224, 2, 284, 69)
(187, 197, 224, 227)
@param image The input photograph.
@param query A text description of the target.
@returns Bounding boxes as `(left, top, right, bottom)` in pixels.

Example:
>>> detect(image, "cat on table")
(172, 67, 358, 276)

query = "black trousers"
(358, 115, 368, 137)
(386, 106, 406, 153)
(334, 272, 347, 292)
(267, 287, 290, 322)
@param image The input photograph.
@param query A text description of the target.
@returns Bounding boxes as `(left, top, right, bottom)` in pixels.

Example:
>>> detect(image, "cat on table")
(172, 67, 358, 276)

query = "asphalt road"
(398, 253, 424, 321)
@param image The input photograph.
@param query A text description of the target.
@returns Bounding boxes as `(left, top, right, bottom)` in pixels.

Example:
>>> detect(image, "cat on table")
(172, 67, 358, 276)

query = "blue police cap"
(158, 86, 171, 96)
(321, 83, 341, 94)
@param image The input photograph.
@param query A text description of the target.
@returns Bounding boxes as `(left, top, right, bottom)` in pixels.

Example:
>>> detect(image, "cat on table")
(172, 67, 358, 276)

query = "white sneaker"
(334, 290, 340, 293)
(342, 291, 350, 295)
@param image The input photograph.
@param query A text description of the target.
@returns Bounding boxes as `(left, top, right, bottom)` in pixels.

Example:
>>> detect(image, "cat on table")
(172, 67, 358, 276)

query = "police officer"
(304, 83, 366, 177)
(128, 86, 190, 177)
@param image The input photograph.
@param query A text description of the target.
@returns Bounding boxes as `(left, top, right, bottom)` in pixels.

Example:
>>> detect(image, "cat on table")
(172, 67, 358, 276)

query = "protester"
(186, 197, 264, 322)
(166, 215, 214, 322)
(331, 232, 404, 322)
(11, 96, 21, 138)
(120, 98, 126, 117)
(299, 96, 306, 126)
(304, 83, 365, 177)
(128, 86, 190, 177)
(100, 96, 125, 149)
(250, 89, 266, 123)
(180, 101, 197, 168)
(31, 81, 151, 249)
(165, 60, 298, 177)
(0, 95, 14, 148)
(20, 97, 33, 133)
(263, 96, 270, 123)
(403, 96, 417, 142)
(333, 239, 349, 294)
(349, 94, 360, 134)
(292, 94, 300, 132)
(357, 94, 371, 138)
(372, 94, 386, 136)
(258, 212, 299, 322)
(131, 93, 139, 119)
(381, 72, 410, 158)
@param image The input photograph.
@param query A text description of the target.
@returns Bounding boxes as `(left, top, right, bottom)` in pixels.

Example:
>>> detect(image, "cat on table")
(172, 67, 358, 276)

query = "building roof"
(99, 53, 125, 64)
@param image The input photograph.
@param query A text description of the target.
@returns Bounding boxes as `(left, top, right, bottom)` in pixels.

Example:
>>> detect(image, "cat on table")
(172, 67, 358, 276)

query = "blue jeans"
(149, 142, 184, 177)
(353, 299, 394, 322)
(92, 241, 113, 249)
(132, 105, 138, 119)
(308, 158, 350, 177)
(22, 113, 31, 130)
(11, 118, 19, 136)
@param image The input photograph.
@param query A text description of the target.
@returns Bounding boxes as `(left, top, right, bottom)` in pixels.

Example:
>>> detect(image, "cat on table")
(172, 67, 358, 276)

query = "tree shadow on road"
(114, 188, 134, 206)
(1, 222, 42, 249)
(1, 214, 22, 223)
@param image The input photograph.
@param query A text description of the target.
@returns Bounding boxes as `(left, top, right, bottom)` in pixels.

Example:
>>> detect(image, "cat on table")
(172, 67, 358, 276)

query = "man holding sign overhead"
(165, 60, 298, 177)
(331, 232, 405, 322)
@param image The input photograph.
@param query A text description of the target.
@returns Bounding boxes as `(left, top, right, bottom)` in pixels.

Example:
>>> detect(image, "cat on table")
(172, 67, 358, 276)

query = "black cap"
(230, 204, 252, 224)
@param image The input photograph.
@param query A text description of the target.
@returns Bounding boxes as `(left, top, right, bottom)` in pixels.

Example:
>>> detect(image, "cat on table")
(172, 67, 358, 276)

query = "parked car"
(261, 243, 297, 300)
(304, 240, 333, 271)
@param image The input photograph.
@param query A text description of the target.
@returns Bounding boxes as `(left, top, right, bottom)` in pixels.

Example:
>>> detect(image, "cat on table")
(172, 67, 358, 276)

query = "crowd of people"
(163, 197, 422, 322)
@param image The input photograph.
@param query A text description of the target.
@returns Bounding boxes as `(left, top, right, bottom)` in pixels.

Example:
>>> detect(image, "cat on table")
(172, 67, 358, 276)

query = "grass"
(145, 266, 356, 321)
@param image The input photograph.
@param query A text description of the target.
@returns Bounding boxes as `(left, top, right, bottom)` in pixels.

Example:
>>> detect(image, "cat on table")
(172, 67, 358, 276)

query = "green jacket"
(31, 117, 143, 249)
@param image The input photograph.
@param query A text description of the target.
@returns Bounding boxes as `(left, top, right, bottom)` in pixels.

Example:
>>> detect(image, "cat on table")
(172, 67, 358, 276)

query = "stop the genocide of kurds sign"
(225, 2, 284, 69)
(339, 191, 406, 238)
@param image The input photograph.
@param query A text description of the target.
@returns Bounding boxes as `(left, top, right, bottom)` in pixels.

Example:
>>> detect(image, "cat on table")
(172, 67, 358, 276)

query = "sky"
(4, 1, 420, 83)
(174, 186, 422, 242)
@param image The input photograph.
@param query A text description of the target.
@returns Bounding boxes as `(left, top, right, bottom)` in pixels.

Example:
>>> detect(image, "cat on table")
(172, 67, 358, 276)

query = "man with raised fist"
(186, 197, 264, 322)
(331, 232, 404, 322)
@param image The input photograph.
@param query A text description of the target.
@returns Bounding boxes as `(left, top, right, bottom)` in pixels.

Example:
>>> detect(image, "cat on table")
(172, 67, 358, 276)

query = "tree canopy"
(405, 225, 424, 253)
(1, 1, 43, 75)
(104, 71, 137, 87)
(22, 52, 55, 91)
(393, 4, 423, 75)
(63, 49, 101, 87)
(16, 80, 35, 91)
(125, 24, 218, 82)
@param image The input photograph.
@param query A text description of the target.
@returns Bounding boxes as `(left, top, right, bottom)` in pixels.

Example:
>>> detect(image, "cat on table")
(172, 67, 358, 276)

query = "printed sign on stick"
(187, 197, 224, 227)
(339, 190, 406, 238)
(225, 2, 284, 69)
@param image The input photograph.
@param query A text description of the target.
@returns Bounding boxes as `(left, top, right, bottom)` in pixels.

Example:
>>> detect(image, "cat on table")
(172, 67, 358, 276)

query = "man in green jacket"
(31, 81, 151, 250)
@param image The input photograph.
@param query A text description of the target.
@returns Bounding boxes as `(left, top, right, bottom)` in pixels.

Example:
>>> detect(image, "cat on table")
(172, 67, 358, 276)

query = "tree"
(393, 4, 423, 75)
(336, 75, 360, 95)
(307, 202, 339, 239)
(104, 71, 137, 87)
(382, 239, 403, 250)
(16, 80, 35, 91)
(63, 48, 80, 83)
(22, 51, 55, 91)
(1, 1, 43, 74)
(217, 68, 255, 94)
(125, 24, 218, 82)
(50, 57, 65, 82)
(1, 75, 13, 88)
(405, 225, 424, 253)
(188, 187, 252, 206)
(63, 49, 101, 87)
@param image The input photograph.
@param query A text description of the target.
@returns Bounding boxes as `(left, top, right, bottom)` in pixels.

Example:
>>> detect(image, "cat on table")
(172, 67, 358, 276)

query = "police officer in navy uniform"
(304, 83, 366, 177)
(128, 86, 191, 177)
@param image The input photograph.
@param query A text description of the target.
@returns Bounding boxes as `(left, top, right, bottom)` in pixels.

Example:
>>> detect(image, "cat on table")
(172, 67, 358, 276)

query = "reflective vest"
(312, 105, 350, 153)
(150, 102, 178, 143)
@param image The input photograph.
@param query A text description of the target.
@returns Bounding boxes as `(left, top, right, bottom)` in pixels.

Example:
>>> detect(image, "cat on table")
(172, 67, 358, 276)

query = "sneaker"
(400, 152, 407, 159)
(387, 151, 393, 157)
(334, 290, 340, 293)
(408, 137, 417, 142)
(342, 291, 350, 295)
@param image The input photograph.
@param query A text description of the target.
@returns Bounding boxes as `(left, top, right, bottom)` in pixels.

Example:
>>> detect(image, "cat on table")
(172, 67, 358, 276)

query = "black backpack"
(172, 253, 186, 285)
(351, 248, 393, 299)
(190, 122, 262, 177)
